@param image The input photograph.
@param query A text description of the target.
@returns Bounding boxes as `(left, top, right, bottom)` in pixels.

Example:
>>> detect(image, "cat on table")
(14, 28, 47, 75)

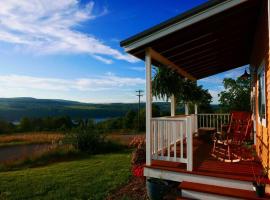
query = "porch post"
(194, 104, 198, 133)
(171, 94, 176, 117)
(185, 103, 189, 115)
(145, 48, 152, 166)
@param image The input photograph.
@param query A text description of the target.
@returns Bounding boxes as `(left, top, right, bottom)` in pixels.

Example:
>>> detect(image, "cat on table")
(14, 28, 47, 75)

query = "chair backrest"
(227, 111, 252, 144)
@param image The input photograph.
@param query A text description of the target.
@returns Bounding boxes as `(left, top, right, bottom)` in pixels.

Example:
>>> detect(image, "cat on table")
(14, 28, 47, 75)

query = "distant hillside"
(0, 97, 173, 121)
(0, 97, 219, 122)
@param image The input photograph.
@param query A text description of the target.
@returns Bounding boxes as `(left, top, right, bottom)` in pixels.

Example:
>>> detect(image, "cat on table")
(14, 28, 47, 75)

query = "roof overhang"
(120, 0, 262, 80)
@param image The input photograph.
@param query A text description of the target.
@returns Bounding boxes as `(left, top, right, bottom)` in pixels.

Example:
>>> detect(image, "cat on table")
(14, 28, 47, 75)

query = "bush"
(129, 136, 146, 177)
(69, 127, 124, 154)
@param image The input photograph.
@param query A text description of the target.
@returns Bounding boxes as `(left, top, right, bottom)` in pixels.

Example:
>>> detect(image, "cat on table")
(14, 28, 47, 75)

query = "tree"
(123, 110, 136, 129)
(218, 77, 251, 112)
(152, 67, 212, 111)
(19, 117, 32, 132)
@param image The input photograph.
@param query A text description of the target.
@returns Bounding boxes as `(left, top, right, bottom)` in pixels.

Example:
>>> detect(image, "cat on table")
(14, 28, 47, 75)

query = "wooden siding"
(250, 0, 270, 192)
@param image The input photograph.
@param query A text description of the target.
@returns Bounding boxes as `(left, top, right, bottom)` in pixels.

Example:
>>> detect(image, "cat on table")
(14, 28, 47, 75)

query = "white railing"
(197, 113, 230, 132)
(151, 115, 193, 171)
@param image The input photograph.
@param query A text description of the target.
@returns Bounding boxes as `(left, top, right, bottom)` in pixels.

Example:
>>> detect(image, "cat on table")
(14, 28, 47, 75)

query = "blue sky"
(0, 0, 246, 104)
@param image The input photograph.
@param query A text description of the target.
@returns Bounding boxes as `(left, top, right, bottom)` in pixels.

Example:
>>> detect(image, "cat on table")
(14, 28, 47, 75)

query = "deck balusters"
(197, 113, 230, 132)
(150, 116, 193, 171)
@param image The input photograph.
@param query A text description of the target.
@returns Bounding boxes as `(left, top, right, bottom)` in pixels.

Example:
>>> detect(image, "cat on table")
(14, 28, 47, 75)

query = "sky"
(0, 0, 247, 104)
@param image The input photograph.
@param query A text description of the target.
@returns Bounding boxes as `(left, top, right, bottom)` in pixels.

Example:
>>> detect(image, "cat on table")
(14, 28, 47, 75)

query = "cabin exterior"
(121, 0, 270, 199)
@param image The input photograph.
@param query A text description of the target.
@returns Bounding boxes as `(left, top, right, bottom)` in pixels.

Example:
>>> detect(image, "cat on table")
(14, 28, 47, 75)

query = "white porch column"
(194, 104, 198, 133)
(145, 49, 152, 166)
(171, 94, 176, 117)
(185, 103, 189, 115)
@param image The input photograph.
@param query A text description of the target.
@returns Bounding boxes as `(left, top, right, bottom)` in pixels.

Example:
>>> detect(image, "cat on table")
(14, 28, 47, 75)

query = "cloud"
(0, 0, 138, 64)
(199, 76, 223, 85)
(0, 73, 145, 92)
(223, 66, 246, 78)
(130, 66, 145, 72)
(208, 89, 220, 104)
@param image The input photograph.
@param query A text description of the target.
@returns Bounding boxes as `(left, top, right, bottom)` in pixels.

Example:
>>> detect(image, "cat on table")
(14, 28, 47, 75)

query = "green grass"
(0, 152, 131, 200)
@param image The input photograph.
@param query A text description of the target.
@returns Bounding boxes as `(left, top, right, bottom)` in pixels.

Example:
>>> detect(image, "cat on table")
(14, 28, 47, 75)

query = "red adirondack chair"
(212, 111, 252, 162)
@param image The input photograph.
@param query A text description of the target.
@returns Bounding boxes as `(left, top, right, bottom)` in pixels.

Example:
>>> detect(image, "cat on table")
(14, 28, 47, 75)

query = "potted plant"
(252, 163, 269, 197)
(146, 177, 171, 200)
(129, 136, 173, 199)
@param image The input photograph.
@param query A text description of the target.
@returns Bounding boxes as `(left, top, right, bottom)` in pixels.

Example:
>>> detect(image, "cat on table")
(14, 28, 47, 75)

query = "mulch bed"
(107, 177, 148, 200)
(107, 176, 180, 200)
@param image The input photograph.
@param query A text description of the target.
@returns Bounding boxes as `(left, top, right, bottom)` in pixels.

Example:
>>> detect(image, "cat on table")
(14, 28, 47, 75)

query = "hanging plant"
(152, 67, 212, 106)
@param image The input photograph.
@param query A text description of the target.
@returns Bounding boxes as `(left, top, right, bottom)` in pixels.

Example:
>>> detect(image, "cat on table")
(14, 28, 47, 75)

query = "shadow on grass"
(0, 141, 131, 172)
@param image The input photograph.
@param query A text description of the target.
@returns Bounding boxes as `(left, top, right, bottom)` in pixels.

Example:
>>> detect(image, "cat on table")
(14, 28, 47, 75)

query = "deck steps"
(179, 181, 270, 200)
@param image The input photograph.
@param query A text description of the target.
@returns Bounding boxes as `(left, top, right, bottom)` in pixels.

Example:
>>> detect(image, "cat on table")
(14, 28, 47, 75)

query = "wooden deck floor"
(146, 137, 263, 182)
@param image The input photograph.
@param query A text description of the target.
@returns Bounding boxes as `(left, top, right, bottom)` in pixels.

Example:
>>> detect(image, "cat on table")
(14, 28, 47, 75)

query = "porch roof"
(120, 0, 262, 80)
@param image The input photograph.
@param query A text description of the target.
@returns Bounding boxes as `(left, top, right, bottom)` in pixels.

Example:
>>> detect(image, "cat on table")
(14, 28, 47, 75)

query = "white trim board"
(144, 167, 253, 191)
(123, 0, 247, 52)
(182, 190, 241, 200)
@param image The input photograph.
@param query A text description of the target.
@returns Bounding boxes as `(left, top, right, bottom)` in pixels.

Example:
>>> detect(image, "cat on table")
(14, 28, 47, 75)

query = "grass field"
(107, 133, 144, 146)
(0, 132, 64, 146)
(0, 152, 131, 200)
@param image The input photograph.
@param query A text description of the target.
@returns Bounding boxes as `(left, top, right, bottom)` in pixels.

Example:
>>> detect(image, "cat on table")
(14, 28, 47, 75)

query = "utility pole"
(136, 90, 143, 130)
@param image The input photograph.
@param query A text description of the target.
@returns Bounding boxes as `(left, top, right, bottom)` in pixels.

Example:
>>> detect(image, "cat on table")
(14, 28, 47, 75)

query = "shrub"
(129, 136, 146, 177)
(70, 127, 103, 154)
(69, 127, 124, 154)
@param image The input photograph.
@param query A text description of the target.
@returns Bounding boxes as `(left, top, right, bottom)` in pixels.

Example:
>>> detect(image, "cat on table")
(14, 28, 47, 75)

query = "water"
(95, 118, 108, 123)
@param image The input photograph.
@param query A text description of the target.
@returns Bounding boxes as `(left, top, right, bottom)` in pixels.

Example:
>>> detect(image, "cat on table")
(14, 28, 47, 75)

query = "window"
(258, 61, 266, 126)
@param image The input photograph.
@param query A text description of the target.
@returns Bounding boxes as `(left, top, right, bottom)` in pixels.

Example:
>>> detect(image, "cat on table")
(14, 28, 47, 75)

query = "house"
(121, 0, 270, 199)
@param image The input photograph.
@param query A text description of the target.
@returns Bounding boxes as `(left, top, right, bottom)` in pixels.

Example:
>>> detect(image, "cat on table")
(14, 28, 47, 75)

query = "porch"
(145, 114, 262, 189)
(120, 0, 268, 198)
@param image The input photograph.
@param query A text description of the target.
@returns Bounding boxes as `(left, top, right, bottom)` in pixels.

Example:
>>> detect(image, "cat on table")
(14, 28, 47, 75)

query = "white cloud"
(130, 66, 145, 72)
(224, 67, 246, 78)
(0, 74, 145, 92)
(199, 76, 223, 85)
(0, 0, 138, 64)
(208, 89, 220, 104)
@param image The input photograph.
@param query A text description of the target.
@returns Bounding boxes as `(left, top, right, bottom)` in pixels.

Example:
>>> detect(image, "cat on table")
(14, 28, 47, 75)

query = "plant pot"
(146, 178, 170, 200)
(254, 183, 265, 198)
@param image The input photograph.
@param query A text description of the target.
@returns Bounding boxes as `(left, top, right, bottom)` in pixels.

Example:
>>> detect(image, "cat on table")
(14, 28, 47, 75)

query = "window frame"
(257, 60, 267, 127)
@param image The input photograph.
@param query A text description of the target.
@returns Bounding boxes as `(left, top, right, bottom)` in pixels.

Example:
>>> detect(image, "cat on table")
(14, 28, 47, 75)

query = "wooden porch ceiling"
(121, 0, 262, 80)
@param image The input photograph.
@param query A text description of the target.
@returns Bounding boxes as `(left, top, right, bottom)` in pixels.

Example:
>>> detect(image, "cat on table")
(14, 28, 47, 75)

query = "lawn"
(0, 152, 131, 200)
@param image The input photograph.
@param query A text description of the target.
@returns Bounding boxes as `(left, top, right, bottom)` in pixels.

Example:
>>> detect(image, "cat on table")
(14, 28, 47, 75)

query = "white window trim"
(257, 60, 267, 127)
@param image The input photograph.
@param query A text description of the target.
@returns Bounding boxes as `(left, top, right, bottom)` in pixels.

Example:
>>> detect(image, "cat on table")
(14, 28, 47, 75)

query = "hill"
(0, 97, 219, 122)
(0, 97, 174, 122)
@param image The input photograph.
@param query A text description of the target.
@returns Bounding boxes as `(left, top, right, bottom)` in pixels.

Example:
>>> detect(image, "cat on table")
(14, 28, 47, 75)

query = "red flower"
(132, 165, 144, 177)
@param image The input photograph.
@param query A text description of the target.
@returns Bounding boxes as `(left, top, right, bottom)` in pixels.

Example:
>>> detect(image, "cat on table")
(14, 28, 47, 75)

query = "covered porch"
(121, 0, 267, 197)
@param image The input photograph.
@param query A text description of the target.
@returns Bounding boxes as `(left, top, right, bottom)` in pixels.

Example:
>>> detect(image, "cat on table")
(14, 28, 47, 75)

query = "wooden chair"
(211, 111, 252, 162)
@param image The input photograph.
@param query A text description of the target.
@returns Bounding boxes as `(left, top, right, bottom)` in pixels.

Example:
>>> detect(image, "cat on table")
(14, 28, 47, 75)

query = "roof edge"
(120, 0, 231, 48)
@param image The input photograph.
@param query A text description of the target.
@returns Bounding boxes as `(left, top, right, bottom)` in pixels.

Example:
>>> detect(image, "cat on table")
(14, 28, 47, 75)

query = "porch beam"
(145, 48, 152, 166)
(147, 47, 196, 81)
